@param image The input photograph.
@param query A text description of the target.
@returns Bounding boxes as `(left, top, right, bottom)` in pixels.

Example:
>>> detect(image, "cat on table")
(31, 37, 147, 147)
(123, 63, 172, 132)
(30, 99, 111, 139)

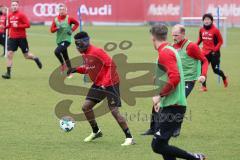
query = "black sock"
(7, 67, 11, 75)
(202, 81, 206, 87)
(65, 60, 72, 70)
(90, 122, 99, 133)
(33, 57, 42, 69)
(123, 128, 132, 138)
(220, 70, 226, 80)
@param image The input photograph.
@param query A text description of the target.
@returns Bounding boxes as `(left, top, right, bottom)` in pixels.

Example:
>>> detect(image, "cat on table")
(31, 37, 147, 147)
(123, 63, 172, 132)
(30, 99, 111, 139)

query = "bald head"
(172, 24, 185, 44)
(58, 3, 67, 16)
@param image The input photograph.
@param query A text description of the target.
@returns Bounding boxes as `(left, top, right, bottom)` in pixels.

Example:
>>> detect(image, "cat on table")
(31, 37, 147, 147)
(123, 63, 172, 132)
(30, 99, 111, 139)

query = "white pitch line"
(27, 32, 110, 43)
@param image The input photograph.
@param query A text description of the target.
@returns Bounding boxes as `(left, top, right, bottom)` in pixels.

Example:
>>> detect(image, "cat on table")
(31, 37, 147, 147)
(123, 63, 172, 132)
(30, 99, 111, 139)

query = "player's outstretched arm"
(67, 66, 88, 75)
(69, 17, 79, 32)
(50, 20, 58, 33)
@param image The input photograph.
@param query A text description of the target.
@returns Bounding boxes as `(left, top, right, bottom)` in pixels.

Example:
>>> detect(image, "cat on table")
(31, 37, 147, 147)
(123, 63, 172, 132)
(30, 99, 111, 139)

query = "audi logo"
(33, 3, 60, 17)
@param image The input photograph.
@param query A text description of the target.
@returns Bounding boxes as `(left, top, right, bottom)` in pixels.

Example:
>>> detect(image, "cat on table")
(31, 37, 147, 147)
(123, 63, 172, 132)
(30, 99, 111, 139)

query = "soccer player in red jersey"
(68, 31, 135, 146)
(141, 24, 209, 137)
(150, 24, 206, 160)
(171, 24, 209, 137)
(172, 24, 208, 97)
(50, 4, 79, 76)
(2, 1, 42, 79)
(0, 5, 7, 56)
(197, 13, 228, 91)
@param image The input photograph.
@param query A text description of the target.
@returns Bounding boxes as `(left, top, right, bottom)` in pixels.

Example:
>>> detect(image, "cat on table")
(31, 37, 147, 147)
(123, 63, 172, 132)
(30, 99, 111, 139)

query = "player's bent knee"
(151, 139, 160, 154)
(7, 51, 14, 58)
(7, 54, 13, 59)
(213, 69, 220, 74)
(54, 48, 61, 56)
(82, 104, 94, 113)
(82, 106, 89, 112)
(82, 100, 96, 112)
(151, 138, 166, 154)
(24, 54, 29, 59)
(110, 108, 118, 115)
(24, 53, 33, 59)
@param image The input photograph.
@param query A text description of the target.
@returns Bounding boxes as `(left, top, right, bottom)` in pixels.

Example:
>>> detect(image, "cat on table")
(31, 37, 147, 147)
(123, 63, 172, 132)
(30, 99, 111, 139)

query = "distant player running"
(2, 0, 42, 79)
(0, 5, 7, 57)
(68, 31, 135, 146)
(150, 24, 206, 160)
(197, 13, 228, 91)
(50, 4, 79, 76)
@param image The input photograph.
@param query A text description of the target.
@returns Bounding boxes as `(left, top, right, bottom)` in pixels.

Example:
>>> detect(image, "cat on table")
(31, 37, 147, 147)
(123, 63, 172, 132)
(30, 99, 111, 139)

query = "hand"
(101, 85, 106, 90)
(152, 95, 161, 112)
(198, 76, 206, 83)
(0, 25, 4, 29)
(67, 68, 77, 75)
(67, 30, 72, 35)
(213, 48, 218, 52)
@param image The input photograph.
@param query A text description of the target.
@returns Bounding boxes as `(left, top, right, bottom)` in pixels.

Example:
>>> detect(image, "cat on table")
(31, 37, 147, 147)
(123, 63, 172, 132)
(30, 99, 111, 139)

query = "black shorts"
(86, 83, 122, 107)
(57, 41, 70, 49)
(154, 106, 186, 140)
(185, 81, 196, 97)
(0, 33, 6, 46)
(7, 38, 29, 54)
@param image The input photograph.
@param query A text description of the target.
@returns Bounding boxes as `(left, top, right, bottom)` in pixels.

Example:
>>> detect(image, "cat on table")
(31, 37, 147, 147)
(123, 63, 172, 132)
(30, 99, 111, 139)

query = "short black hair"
(202, 13, 214, 21)
(11, 0, 19, 3)
(74, 31, 89, 40)
(150, 24, 168, 41)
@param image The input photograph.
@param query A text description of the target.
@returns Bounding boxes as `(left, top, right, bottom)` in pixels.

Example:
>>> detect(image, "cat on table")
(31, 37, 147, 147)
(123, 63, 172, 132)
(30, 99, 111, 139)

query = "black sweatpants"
(151, 106, 198, 160)
(54, 41, 71, 69)
(202, 51, 226, 87)
(149, 81, 195, 134)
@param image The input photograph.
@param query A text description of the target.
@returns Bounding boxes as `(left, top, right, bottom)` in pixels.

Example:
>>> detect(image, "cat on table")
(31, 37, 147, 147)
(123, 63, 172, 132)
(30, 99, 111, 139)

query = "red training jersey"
(50, 15, 79, 33)
(158, 42, 181, 97)
(197, 24, 223, 55)
(173, 39, 208, 77)
(75, 45, 120, 87)
(0, 14, 6, 33)
(7, 11, 30, 38)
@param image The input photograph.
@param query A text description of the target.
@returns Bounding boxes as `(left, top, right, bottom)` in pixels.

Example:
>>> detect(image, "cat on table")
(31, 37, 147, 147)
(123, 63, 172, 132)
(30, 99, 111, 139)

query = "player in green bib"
(141, 25, 208, 137)
(50, 4, 79, 77)
(172, 24, 208, 97)
(150, 24, 206, 160)
(171, 24, 209, 137)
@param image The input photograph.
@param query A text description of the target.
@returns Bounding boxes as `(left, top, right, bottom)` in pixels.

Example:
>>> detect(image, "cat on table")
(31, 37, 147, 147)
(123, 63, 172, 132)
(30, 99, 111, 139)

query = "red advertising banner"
(2, 0, 240, 26)
(145, 0, 181, 22)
